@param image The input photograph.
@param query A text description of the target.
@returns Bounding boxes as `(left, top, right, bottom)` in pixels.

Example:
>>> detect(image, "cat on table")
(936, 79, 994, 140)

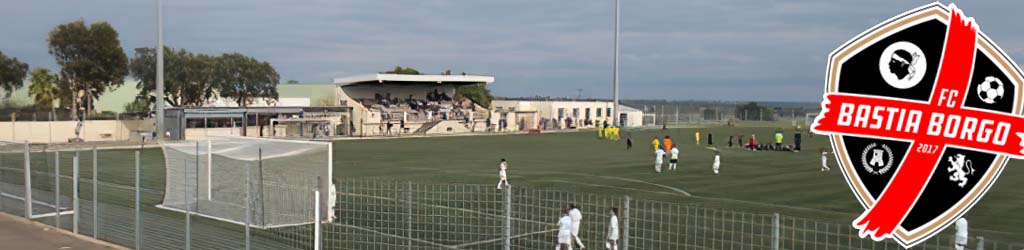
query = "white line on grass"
(535, 171, 692, 197)
(334, 224, 455, 249)
(339, 192, 550, 226)
(452, 229, 558, 248)
(538, 179, 686, 197)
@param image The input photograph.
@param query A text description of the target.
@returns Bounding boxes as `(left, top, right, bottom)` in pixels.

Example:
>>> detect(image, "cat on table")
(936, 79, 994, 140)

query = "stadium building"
(491, 98, 643, 131)
(333, 73, 495, 136)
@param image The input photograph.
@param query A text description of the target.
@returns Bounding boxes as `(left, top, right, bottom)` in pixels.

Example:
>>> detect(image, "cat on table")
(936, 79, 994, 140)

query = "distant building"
(491, 98, 643, 131)
(333, 73, 495, 136)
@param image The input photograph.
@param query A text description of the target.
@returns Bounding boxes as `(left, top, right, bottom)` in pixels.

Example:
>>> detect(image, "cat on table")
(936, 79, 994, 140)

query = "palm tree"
(28, 68, 61, 109)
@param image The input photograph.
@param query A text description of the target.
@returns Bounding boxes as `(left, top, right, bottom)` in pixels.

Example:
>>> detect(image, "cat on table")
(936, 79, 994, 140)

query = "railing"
(0, 143, 1021, 250)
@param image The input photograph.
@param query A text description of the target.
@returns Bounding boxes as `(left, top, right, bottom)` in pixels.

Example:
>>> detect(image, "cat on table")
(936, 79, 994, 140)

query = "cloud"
(1, 0, 1023, 101)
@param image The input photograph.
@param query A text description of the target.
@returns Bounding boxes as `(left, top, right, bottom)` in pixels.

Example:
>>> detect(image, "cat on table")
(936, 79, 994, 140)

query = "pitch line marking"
(539, 180, 685, 197)
(452, 229, 558, 248)
(537, 171, 692, 197)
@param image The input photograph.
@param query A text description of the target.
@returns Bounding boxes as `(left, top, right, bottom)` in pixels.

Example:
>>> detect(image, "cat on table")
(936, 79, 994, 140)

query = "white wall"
(0, 120, 154, 143)
(492, 100, 641, 128)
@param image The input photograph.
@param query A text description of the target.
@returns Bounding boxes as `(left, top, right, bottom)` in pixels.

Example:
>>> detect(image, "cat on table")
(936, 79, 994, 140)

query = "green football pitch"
(4, 125, 1021, 244)
(328, 126, 1023, 241)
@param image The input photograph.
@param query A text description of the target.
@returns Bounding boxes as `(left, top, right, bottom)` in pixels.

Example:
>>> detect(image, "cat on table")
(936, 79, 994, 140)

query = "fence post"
(134, 150, 141, 250)
(23, 141, 30, 219)
(184, 159, 191, 250)
(976, 236, 984, 250)
(504, 186, 511, 250)
(622, 196, 630, 250)
(244, 164, 251, 250)
(772, 213, 780, 250)
(55, 150, 60, 229)
(92, 147, 97, 239)
(0, 148, 4, 212)
(73, 152, 79, 234)
(314, 189, 322, 250)
(407, 182, 413, 250)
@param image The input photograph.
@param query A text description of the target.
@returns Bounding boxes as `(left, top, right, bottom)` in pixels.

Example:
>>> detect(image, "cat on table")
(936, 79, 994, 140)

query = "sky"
(2, 1, 1024, 102)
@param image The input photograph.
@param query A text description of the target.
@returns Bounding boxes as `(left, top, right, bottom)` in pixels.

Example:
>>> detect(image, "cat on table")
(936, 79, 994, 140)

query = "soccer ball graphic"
(977, 76, 1005, 104)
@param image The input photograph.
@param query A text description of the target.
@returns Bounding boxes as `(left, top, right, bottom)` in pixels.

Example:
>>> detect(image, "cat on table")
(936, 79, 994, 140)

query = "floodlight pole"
(612, 0, 621, 127)
(154, 0, 165, 140)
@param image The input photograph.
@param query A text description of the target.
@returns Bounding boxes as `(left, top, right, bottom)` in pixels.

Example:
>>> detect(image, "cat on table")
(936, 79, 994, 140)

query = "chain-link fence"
(1, 142, 1022, 250)
(327, 179, 1024, 250)
(0, 142, 320, 250)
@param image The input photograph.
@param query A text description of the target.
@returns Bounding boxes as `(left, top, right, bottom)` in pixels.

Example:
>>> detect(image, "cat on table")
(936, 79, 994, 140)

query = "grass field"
(329, 126, 1024, 241)
(2, 125, 1022, 247)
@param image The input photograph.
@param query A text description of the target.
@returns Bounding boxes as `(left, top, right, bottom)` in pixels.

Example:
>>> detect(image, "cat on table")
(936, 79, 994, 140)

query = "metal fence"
(0, 142, 1022, 250)
(327, 179, 1024, 250)
(0, 142, 318, 250)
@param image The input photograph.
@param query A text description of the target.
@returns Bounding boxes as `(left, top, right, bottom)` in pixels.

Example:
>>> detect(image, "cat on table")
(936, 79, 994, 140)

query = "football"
(977, 76, 1005, 104)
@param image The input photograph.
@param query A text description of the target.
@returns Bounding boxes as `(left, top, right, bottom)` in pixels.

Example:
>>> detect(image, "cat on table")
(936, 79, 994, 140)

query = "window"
(597, 108, 603, 117)
(607, 108, 612, 117)
(558, 108, 565, 119)
(585, 108, 591, 119)
(573, 108, 579, 118)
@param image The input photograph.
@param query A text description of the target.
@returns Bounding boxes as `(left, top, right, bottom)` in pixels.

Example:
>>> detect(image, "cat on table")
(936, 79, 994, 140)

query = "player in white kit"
(497, 159, 510, 189)
(605, 207, 619, 250)
(954, 217, 968, 250)
(820, 149, 831, 172)
(669, 146, 679, 171)
(556, 208, 573, 250)
(569, 204, 585, 249)
(712, 151, 721, 174)
(655, 148, 666, 173)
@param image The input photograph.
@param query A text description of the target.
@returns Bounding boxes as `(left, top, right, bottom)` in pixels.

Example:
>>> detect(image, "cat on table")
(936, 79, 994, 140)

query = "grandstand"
(333, 73, 495, 136)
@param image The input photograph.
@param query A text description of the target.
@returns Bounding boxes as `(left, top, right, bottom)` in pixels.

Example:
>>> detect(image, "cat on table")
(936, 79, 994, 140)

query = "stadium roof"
(332, 73, 495, 86)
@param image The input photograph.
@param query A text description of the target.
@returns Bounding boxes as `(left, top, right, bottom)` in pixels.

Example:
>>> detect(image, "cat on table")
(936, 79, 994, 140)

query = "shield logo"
(812, 3, 1024, 247)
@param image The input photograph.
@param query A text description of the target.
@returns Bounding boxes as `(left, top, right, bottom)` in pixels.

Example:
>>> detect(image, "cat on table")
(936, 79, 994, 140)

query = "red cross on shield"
(812, 3, 1024, 248)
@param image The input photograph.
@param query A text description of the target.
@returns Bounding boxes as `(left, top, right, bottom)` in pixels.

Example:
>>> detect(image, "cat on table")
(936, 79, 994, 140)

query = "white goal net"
(160, 136, 333, 229)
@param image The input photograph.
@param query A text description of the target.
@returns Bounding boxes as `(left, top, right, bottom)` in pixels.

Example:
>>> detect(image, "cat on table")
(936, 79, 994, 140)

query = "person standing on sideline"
(626, 136, 632, 150)
(496, 159, 510, 189)
(669, 146, 680, 171)
(655, 148, 666, 173)
(569, 204, 585, 249)
(605, 207, 620, 250)
(557, 208, 573, 250)
(663, 136, 673, 153)
(712, 150, 721, 174)
(695, 130, 701, 145)
(774, 131, 784, 148)
(651, 137, 661, 153)
(954, 217, 968, 250)
(707, 132, 714, 146)
(728, 135, 734, 147)
(820, 148, 831, 172)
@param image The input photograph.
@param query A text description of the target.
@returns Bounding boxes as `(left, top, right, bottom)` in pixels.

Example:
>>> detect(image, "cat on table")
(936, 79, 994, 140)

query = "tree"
(123, 95, 150, 114)
(454, 83, 494, 109)
(131, 47, 219, 107)
(215, 53, 280, 107)
(0, 51, 29, 97)
(384, 66, 420, 75)
(48, 20, 129, 120)
(286, 80, 299, 84)
(734, 102, 775, 121)
(28, 68, 62, 109)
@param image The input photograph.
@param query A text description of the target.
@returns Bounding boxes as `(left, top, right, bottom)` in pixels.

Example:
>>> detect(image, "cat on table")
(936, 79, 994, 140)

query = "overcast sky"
(2, 1, 1023, 102)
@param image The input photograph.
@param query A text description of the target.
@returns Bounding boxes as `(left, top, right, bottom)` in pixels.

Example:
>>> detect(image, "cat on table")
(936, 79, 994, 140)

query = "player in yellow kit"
(652, 137, 661, 152)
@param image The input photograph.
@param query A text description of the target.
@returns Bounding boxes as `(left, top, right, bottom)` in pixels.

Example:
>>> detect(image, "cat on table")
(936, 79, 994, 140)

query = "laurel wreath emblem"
(860, 143, 894, 175)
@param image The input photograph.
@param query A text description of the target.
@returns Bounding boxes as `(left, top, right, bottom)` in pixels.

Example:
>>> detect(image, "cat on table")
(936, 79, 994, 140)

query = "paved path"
(0, 212, 124, 250)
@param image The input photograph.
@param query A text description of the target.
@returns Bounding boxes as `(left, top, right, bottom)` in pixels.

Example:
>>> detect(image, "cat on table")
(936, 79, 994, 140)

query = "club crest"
(811, 3, 1024, 248)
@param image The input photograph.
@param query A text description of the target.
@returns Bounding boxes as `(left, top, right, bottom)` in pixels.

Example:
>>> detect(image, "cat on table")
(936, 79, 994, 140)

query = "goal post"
(160, 136, 334, 229)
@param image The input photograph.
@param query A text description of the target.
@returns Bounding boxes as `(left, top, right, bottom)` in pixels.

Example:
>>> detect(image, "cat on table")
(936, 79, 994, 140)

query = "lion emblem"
(947, 154, 975, 188)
